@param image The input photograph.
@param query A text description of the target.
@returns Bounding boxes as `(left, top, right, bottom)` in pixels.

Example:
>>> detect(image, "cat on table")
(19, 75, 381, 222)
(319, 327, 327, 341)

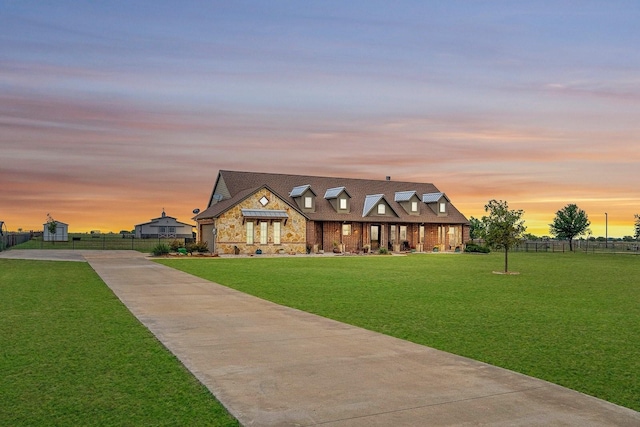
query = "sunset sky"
(2, 1, 639, 237)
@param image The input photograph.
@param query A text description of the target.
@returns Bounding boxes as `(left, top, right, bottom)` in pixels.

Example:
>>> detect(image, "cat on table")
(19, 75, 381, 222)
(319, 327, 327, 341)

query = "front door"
(315, 222, 323, 250)
(370, 225, 381, 249)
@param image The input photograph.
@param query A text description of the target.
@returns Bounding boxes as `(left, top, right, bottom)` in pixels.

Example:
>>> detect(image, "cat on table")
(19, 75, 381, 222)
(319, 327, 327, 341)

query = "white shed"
(43, 221, 69, 242)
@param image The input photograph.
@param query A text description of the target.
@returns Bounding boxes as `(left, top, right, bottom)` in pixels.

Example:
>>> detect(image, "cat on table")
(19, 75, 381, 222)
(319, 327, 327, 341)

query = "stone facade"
(214, 188, 307, 255)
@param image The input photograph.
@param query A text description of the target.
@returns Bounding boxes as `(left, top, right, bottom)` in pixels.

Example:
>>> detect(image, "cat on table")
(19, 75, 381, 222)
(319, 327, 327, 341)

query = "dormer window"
(395, 191, 420, 215)
(324, 186, 351, 213)
(290, 184, 316, 212)
(423, 192, 449, 216)
(363, 194, 398, 218)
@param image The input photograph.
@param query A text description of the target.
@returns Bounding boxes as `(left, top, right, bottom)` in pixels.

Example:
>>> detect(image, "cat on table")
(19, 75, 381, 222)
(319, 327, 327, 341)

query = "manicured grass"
(0, 259, 238, 426)
(157, 252, 640, 411)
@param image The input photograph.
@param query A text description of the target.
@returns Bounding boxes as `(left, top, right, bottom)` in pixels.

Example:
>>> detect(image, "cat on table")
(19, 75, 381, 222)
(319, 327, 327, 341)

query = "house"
(43, 221, 69, 242)
(135, 210, 194, 239)
(195, 170, 470, 254)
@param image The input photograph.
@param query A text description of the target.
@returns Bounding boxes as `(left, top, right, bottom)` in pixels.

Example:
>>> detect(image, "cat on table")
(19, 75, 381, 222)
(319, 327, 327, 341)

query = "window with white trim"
(260, 221, 268, 245)
(273, 221, 281, 244)
(246, 221, 254, 244)
(400, 226, 407, 241)
(411, 201, 418, 212)
(439, 202, 446, 213)
(339, 198, 347, 210)
(304, 196, 313, 208)
(342, 224, 351, 236)
(378, 204, 386, 215)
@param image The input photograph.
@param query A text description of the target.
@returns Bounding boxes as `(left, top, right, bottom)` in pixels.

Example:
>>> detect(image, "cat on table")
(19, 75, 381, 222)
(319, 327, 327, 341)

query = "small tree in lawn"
(549, 204, 590, 251)
(634, 214, 640, 241)
(469, 216, 485, 243)
(482, 200, 526, 273)
(46, 213, 58, 244)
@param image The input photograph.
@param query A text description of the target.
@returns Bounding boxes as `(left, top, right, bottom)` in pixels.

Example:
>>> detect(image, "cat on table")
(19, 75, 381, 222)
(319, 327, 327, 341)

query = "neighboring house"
(195, 170, 470, 255)
(135, 210, 194, 239)
(43, 221, 69, 242)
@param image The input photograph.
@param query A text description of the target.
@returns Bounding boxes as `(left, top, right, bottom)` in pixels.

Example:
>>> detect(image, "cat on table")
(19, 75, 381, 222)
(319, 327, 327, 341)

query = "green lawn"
(0, 259, 238, 426)
(157, 252, 640, 411)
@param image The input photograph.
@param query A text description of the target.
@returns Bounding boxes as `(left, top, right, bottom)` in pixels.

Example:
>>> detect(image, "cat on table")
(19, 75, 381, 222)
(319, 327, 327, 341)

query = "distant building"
(43, 221, 69, 242)
(135, 210, 193, 239)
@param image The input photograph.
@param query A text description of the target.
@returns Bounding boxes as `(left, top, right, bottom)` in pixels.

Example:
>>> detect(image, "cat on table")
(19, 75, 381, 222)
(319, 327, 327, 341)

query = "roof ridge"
(221, 170, 434, 185)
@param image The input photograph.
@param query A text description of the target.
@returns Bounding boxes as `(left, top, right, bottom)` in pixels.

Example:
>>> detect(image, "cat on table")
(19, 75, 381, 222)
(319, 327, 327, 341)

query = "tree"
(634, 214, 640, 241)
(469, 216, 485, 242)
(46, 213, 58, 244)
(481, 200, 527, 273)
(549, 204, 590, 251)
(523, 233, 540, 241)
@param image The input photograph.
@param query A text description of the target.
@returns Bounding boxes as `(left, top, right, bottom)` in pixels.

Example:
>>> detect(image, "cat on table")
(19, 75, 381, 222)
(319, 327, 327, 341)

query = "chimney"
(386, 176, 391, 181)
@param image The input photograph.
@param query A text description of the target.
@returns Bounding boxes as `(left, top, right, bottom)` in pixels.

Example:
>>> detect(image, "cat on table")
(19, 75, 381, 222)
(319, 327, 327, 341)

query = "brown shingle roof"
(197, 170, 469, 225)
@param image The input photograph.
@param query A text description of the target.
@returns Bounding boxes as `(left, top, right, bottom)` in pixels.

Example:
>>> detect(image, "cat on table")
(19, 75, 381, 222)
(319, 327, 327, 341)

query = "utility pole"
(605, 212, 608, 249)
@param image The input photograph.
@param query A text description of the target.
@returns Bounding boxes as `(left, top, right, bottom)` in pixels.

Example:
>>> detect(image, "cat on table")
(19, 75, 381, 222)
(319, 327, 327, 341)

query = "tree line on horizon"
(469, 201, 640, 273)
(470, 204, 640, 245)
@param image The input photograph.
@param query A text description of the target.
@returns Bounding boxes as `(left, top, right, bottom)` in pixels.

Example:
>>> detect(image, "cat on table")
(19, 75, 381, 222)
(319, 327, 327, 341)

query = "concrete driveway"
(3, 249, 639, 426)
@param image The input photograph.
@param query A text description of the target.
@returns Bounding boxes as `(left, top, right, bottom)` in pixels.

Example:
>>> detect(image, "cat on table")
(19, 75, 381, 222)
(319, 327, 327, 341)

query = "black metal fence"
(4, 234, 194, 253)
(471, 239, 640, 254)
(513, 240, 639, 253)
(572, 240, 640, 254)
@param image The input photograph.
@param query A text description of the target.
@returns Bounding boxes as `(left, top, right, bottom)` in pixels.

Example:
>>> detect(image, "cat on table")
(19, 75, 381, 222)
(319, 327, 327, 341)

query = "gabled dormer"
(363, 194, 398, 218)
(324, 186, 351, 213)
(290, 184, 316, 212)
(395, 191, 421, 215)
(423, 192, 450, 216)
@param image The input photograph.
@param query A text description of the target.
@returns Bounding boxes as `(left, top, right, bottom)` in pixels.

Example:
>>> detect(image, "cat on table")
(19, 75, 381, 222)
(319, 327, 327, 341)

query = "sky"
(1, 1, 639, 237)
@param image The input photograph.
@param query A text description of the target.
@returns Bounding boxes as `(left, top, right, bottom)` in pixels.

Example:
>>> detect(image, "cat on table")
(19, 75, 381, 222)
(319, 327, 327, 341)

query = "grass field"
(157, 252, 640, 411)
(0, 259, 238, 426)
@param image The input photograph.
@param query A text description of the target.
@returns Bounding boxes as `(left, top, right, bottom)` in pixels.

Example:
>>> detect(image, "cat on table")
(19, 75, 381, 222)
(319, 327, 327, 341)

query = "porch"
(308, 221, 467, 254)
